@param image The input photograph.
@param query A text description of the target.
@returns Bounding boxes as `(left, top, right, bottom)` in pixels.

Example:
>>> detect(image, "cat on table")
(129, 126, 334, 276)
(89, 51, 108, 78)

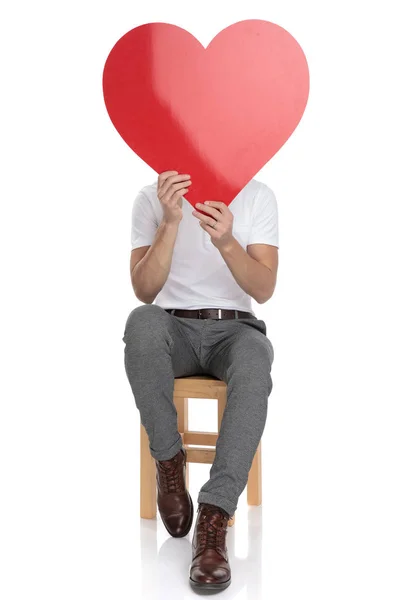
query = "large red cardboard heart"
(103, 20, 309, 207)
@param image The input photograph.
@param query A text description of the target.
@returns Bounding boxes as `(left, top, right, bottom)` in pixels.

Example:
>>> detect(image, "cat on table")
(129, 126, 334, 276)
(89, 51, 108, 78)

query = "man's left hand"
(192, 201, 234, 250)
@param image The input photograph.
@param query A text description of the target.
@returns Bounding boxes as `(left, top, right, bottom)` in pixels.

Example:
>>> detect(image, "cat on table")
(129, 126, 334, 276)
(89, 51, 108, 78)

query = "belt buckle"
(217, 309, 222, 320)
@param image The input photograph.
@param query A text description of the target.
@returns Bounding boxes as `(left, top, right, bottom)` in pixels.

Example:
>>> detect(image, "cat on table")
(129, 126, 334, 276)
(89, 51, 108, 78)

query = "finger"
(204, 201, 227, 213)
(160, 179, 192, 204)
(157, 171, 177, 191)
(200, 221, 217, 234)
(194, 202, 220, 218)
(192, 209, 217, 228)
(158, 173, 191, 196)
(159, 172, 190, 188)
(158, 170, 178, 181)
(158, 176, 191, 199)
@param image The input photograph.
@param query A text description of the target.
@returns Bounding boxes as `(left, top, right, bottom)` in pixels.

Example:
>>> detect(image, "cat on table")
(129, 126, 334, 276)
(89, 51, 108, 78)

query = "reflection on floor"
(139, 499, 264, 599)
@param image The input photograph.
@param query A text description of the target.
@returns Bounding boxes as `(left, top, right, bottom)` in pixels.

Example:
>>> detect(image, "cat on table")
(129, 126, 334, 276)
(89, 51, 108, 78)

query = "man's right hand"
(157, 171, 192, 225)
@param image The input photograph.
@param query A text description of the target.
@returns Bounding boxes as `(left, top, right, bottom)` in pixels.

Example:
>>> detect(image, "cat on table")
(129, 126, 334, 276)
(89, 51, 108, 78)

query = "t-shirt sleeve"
(130, 191, 158, 250)
(248, 184, 279, 248)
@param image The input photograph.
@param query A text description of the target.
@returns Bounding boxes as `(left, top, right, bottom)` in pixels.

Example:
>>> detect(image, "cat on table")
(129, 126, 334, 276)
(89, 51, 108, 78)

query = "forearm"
(219, 237, 275, 303)
(132, 219, 179, 303)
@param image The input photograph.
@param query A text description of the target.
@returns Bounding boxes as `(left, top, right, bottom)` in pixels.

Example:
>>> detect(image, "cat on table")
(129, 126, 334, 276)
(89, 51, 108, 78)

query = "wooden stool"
(140, 375, 262, 527)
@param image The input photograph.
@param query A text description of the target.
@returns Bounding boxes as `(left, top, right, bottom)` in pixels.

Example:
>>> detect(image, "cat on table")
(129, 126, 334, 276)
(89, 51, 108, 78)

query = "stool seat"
(140, 375, 263, 527)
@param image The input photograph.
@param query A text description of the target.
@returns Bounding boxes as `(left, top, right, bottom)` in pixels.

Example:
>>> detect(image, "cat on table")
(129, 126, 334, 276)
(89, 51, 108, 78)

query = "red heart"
(103, 20, 309, 207)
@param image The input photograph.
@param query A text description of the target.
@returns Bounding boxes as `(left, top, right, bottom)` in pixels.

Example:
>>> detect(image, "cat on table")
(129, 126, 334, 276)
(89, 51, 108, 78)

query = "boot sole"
(189, 576, 231, 592)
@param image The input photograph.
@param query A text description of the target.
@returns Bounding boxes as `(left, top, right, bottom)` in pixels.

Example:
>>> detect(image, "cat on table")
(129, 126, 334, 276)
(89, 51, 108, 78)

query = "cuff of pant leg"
(149, 436, 183, 461)
(197, 491, 237, 518)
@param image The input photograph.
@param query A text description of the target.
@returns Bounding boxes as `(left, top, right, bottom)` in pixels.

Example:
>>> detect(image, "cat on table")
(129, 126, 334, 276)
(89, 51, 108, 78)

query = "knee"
(230, 341, 274, 394)
(241, 339, 273, 372)
(265, 337, 274, 365)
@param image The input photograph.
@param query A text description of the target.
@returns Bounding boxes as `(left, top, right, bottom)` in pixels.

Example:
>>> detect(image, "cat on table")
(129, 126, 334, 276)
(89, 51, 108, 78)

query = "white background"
(1, 1, 399, 599)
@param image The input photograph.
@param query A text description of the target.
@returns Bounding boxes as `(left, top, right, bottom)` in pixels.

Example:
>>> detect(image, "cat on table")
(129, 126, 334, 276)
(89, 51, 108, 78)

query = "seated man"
(122, 170, 278, 592)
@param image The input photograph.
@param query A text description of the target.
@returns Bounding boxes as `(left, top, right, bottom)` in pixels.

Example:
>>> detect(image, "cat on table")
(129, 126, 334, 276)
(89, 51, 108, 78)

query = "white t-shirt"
(130, 178, 279, 316)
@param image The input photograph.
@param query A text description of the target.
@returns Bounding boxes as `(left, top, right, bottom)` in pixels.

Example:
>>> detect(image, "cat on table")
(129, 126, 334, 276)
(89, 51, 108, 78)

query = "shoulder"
(136, 180, 158, 203)
(244, 178, 277, 214)
(132, 180, 162, 222)
(253, 178, 276, 202)
(133, 180, 159, 209)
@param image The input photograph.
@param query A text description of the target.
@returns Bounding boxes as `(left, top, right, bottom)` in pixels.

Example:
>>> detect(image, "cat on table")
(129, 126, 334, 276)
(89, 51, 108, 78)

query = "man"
(122, 170, 278, 592)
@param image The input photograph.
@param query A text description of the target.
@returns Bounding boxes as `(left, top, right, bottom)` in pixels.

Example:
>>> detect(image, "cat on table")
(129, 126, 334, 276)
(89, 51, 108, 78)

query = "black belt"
(164, 308, 256, 320)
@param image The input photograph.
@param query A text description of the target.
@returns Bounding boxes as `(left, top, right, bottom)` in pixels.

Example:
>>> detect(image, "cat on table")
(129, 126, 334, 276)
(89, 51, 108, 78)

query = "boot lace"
(157, 452, 184, 493)
(197, 504, 229, 552)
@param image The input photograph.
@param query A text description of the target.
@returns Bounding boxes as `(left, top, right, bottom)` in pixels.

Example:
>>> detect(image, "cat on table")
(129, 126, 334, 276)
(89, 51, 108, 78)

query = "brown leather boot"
(154, 447, 193, 537)
(189, 502, 232, 591)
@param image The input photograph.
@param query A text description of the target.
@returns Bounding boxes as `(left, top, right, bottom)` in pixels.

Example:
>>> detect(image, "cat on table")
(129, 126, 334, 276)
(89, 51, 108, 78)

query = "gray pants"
(122, 304, 274, 517)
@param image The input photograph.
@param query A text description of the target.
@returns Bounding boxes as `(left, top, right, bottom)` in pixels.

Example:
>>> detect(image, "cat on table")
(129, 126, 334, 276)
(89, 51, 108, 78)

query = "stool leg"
(247, 441, 262, 506)
(140, 423, 157, 519)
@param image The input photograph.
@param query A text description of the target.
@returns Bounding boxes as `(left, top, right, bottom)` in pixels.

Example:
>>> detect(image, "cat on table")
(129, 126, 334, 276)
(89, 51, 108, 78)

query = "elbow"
(137, 295, 153, 304)
(256, 287, 276, 304)
(134, 288, 155, 304)
(132, 281, 154, 304)
(255, 269, 277, 304)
